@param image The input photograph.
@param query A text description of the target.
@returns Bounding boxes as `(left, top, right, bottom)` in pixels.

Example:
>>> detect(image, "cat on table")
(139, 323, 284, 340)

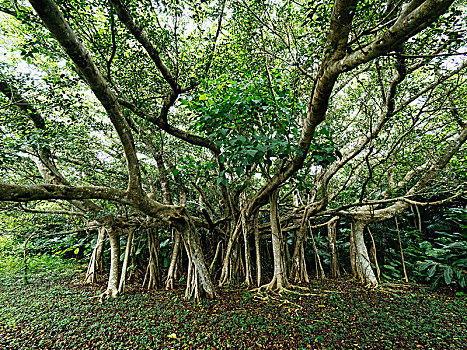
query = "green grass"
(0, 255, 466, 349)
(0, 253, 82, 287)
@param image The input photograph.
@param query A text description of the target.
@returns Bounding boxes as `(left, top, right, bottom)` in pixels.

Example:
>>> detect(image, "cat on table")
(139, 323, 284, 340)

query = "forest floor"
(0, 268, 466, 350)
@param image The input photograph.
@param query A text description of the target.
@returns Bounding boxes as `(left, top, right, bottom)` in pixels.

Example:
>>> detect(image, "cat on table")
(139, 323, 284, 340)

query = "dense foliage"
(0, 0, 466, 303)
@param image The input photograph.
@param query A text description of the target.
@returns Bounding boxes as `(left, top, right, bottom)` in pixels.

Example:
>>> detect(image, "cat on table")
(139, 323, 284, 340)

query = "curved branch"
(29, 0, 142, 193)
(109, 0, 180, 92)
(332, 0, 455, 74)
(118, 97, 220, 153)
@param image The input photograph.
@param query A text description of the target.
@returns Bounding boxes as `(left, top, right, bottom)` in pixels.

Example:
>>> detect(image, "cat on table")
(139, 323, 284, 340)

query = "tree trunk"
(395, 217, 409, 282)
(180, 217, 215, 300)
(85, 226, 106, 284)
(327, 218, 341, 278)
(263, 188, 290, 291)
(118, 228, 134, 293)
(209, 240, 222, 273)
(310, 227, 325, 280)
(254, 212, 262, 287)
(103, 229, 120, 298)
(289, 220, 309, 283)
(367, 226, 381, 283)
(219, 219, 242, 286)
(184, 241, 196, 299)
(350, 219, 377, 286)
(165, 230, 181, 289)
(143, 228, 162, 290)
(231, 240, 239, 283)
(349, 223, 357, 277)
(241, 212, 253, 287)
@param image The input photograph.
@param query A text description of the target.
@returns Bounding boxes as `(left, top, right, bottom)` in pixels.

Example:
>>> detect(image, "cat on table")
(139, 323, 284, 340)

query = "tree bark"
(219, 220, 242, 286)
(310, 226, 325, 280)
(118, 228, 135, 293)
(350, 219, 377, 286)
(179, 216, 216, 300)
(254, 212, 262, 287)
(327, 217, 341, 279)
(144, 228, 162, 290)
(395, 217, 409, 282)
(165, 230, 181, 289)
(103, 229, 120, 298)
(241, 212, 253, 287)
(289, 209, 310, 283)
(209, 240, 222, 273)
(85, 226, 106, 284)
(263, 188, 290, 291)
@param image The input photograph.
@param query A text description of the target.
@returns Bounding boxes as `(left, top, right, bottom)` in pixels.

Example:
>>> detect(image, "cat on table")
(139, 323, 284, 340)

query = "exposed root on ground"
(252, 283, 318, 297)
(252, 290, 304, 315)
(97, 288, 119, 303)
(380, 282, 415, 289)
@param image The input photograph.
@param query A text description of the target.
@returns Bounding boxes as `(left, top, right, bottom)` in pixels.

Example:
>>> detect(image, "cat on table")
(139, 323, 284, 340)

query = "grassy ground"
(0, 264, 466, 350)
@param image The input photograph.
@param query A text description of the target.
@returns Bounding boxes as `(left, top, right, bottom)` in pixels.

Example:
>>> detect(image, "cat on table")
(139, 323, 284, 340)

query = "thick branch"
(332, 0, 455, 74)
(345, 125, 467, 222)
(29, 0, 142, 193)
(118, 97, 220, 153)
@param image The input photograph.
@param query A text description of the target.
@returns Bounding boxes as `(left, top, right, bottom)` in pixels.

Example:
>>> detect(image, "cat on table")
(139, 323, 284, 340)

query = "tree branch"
(29, 0, 142, 193)
(109, 0, 180, 92)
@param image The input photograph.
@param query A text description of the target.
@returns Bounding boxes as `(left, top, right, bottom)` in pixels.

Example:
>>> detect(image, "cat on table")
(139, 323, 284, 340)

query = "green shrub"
(416, 233, 467, 289)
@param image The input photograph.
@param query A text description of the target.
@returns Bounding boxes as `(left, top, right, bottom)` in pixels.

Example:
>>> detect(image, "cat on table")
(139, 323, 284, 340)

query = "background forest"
(0, 0, 466, 348)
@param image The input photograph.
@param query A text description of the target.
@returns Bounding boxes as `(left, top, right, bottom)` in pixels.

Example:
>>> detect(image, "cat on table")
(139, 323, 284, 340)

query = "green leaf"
(419, 241, 432, 250)
(459, 276, 466, 288)
(216, 176, 228, 186)
(428, 264, 437, 278)
(443, 266, 453, 285)
(418, 260, 434, 271)
(244, 149, 258, 157)
(74, 247, 79, 255)
(235, 166, 244, 176)
(320, 126, 330, 137)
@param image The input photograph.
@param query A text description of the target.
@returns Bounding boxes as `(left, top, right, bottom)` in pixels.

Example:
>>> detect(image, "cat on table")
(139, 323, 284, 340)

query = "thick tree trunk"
(241, 212, 253, 287)
(85, 226, 106, 284)
(103, 229, 120, 298)
(219, 220, 242, 286)
(254, 212, 262, 287)
(118, 228, 134, 293)
(165, 230, 181, 289)
(143, 228, 162, 290)
(263, 189, 290, 291)
(327, 218, 341, 278)
(350, 219, 377, 286)
(180, 217, 215, 300)
(234, 242, 244, 282)
(184, 241, 196, 299)
(349, 223, 357, 277)
(289, 220, 309, 284)
(310, 227, 325, 280)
